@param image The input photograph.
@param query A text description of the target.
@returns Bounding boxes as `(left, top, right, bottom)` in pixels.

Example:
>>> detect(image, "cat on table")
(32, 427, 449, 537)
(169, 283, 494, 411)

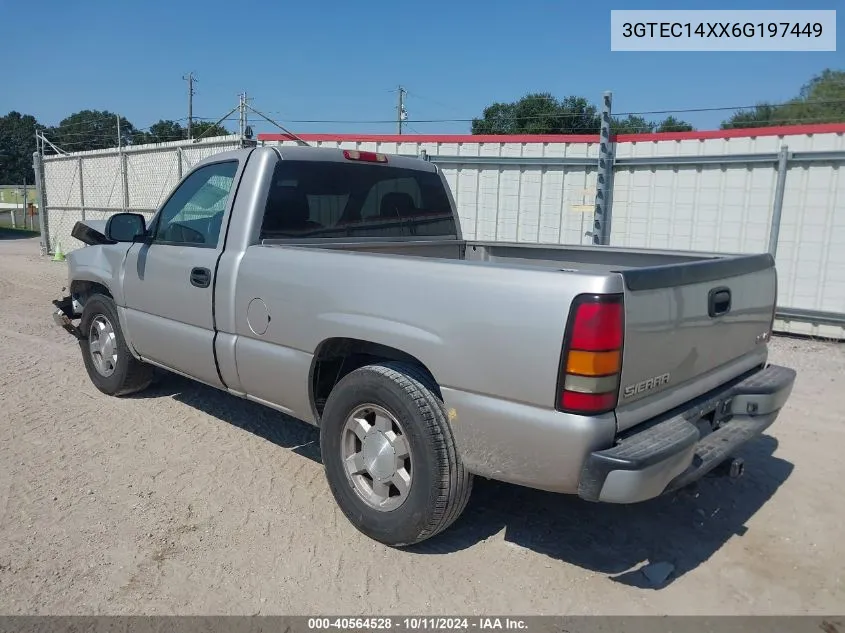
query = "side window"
(153, 161, 238, 247)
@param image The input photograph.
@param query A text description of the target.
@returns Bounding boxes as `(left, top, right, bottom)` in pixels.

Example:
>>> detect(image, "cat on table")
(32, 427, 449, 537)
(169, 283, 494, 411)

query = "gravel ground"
(0, 234, 843, 615)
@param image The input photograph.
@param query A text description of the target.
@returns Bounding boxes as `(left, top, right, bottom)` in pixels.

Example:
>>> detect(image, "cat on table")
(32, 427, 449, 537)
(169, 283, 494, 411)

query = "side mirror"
(105, 213, 146, 243)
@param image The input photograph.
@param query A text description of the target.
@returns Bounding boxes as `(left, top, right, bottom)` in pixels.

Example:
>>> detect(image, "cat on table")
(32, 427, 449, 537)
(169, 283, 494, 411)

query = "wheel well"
(70, 280, 113, 305)
(310, 338, 439, 422)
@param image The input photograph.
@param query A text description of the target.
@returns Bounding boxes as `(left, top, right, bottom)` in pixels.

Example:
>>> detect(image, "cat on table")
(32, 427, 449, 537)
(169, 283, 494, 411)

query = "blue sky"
(1, 0, 842, 135)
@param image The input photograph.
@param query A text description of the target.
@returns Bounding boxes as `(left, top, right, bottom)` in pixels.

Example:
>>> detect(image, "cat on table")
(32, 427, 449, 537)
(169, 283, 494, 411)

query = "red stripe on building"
(258, 123, 845, 144)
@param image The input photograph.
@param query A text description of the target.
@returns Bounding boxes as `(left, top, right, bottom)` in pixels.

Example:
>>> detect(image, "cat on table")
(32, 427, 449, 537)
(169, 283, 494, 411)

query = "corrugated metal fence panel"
(775, 132, 845, 317)
(775, 158, 845, 340)
(611, 136, 783, 253)
(609, 131, 845, 339)
(610, 163, 777, 253)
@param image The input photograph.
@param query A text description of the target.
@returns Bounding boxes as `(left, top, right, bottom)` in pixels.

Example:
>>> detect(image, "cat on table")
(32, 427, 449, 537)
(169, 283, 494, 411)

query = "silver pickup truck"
(52, 145, 796, 546)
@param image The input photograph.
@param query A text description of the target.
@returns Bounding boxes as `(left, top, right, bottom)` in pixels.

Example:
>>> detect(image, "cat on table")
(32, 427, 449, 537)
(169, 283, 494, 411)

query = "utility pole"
(396, 86, 407, 135)
(183, 72, 197, 139)
(238, 92, 251, 142)
(116, 113, 122, 148)
(238, 92, 245, 140)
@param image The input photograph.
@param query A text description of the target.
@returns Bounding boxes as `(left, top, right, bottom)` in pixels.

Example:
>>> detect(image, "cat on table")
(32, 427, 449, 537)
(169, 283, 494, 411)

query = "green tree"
(471, 102, 515, 135)
(472, 93, 600, 135)
(612, 115, 655, 134)
(721, 69, 845, 129)
(721, 104, 778, 129)
(0, 111, 39, 184)
(190, 121, 232, 139)
(776, 69, 845, 125)
(133, 119, 186, 145)
(46, 110, 137, 152)
(557, 96, 601, 134)
(655, 116, 694, 132)
(472, 94, 698, 136)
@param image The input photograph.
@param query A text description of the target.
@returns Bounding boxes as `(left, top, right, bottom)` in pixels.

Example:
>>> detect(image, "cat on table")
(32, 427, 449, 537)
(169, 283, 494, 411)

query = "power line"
(403, 89, 467, 116)
(249, 97, 845, 125)
(41, 108, 845, 146)
(37, 96, 845, 135)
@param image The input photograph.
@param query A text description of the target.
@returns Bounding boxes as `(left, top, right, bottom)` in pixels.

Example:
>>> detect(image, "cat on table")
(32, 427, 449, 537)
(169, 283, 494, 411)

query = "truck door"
(122, 159, 239, 387)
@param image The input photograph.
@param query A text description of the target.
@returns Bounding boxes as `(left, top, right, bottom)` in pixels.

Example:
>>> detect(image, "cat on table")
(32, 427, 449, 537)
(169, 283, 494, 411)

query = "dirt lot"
(0, 233, 843, 615)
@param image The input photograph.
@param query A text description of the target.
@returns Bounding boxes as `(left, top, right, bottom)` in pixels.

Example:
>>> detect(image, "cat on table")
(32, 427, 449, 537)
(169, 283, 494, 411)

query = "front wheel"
(320, 361, 473, 547)
(79, 294, 153, 396)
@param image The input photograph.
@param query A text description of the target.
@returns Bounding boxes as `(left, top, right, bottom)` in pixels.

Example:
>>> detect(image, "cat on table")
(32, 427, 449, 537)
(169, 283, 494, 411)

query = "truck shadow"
(133, 373, 793, 589)
(413, 434, 793, 589)
(135, 373, 322, 464)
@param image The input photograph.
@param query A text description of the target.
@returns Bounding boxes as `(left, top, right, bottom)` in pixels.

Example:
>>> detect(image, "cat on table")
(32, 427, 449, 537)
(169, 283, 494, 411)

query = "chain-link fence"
(35, 135, 243, 255)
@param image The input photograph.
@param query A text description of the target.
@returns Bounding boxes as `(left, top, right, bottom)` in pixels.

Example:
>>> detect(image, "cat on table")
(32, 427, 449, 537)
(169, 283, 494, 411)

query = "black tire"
(320, 361, 473, 546)
(79, 294, 153, 396)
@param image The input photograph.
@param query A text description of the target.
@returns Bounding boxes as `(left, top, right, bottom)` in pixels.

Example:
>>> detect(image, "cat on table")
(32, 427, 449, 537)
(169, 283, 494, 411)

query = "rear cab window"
(259, 160, 456, 240)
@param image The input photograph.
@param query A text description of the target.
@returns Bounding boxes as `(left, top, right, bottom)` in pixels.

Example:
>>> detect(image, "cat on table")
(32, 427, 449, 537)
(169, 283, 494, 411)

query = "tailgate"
(615, 253, 777, 431)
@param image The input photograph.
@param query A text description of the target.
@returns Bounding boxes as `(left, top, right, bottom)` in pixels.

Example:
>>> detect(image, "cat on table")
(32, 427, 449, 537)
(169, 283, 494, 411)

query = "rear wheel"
(79, 294, 153, 396)
(320, 361, 473, 546)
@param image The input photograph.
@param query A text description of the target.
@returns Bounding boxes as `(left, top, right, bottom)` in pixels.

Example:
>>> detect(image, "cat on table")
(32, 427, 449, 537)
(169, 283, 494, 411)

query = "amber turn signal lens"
(565, 350, 621, 376)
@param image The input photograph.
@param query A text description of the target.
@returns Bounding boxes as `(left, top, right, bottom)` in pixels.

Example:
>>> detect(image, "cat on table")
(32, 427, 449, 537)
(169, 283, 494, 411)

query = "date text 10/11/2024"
(307, 618, 529, 631)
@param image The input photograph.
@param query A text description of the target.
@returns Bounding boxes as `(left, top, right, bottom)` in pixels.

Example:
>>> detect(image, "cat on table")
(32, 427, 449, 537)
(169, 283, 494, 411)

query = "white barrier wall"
(271, 135, 602, 245)
(40, 126, 845, 337)
(609, 130, 845, 338)
(270, 128, 845, 337)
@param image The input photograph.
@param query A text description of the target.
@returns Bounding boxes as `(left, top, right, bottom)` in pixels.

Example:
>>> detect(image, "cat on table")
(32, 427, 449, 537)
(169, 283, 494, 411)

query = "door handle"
(708, 286, 732, 317)
(190, 267, 211, 288)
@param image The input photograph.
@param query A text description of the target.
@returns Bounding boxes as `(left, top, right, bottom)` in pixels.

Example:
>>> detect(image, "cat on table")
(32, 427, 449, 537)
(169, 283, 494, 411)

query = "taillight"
(556, 294, 624, 415)
(343, 149, 388, 163)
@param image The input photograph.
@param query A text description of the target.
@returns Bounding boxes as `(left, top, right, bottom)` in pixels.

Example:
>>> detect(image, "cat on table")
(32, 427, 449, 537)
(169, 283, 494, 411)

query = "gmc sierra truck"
(51, 145, 796, 547)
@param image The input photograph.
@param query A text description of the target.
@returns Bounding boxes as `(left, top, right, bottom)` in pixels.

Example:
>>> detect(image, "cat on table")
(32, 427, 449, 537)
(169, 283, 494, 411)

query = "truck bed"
(268, 237, 753, 275)
(266, 236, 776, 434)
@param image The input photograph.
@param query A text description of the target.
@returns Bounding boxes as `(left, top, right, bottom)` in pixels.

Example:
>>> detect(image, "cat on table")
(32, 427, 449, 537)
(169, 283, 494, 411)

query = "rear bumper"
(578, 364, 796, 504)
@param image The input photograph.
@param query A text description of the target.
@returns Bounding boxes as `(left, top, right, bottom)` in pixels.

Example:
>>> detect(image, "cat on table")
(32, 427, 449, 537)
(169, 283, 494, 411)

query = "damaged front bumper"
(52, 294, 83, 339)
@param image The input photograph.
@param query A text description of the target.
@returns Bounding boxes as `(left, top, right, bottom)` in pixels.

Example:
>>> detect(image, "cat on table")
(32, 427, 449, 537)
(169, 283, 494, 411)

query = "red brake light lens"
(560, 390, 617, 413)
(570, 300, 624, 351)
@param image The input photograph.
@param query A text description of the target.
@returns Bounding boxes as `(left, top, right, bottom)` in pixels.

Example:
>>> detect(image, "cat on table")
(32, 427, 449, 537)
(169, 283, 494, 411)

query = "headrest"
(379, 192, 416, 218)
(266, 185, 310, 229)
